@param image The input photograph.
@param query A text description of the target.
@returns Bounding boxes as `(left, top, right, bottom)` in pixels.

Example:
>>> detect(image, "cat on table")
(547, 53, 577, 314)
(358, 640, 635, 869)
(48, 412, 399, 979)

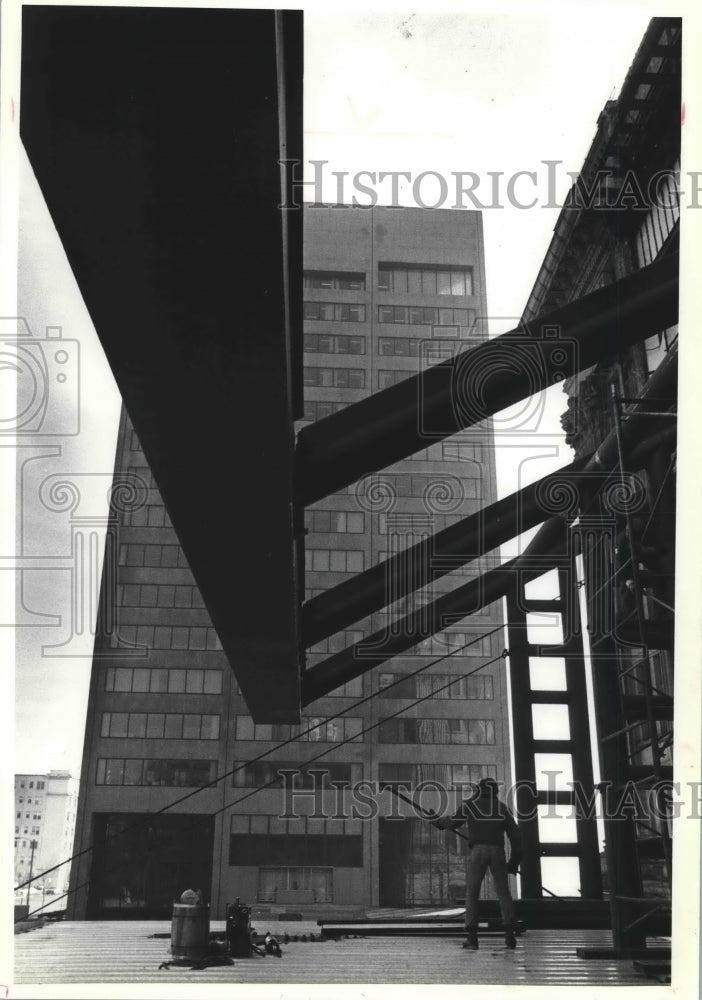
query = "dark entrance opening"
(88, 813, 214, 919)
(379, 817, 467, 907)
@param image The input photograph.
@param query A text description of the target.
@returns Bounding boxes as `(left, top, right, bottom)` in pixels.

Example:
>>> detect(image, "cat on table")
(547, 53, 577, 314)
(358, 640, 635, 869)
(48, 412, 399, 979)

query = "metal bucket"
(171, 902, 209, 959)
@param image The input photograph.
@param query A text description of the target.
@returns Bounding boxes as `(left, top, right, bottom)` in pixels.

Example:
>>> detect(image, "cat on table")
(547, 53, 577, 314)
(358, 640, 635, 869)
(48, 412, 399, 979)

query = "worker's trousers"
(464, 844, 516, 929)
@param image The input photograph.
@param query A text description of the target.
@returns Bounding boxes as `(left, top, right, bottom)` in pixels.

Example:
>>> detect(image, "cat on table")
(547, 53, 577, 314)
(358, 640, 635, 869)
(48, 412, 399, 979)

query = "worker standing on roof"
(434, 777, 522, 950)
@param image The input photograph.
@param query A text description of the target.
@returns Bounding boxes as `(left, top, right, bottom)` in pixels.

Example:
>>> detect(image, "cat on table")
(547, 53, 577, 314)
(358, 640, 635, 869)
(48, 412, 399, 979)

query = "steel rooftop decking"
(13, 920, 670, 986)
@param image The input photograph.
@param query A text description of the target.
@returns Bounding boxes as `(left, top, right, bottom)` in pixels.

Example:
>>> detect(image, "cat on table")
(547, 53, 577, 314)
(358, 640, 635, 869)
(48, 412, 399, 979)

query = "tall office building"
(15, 771, 79, 893)
(69, 205, 510, 918)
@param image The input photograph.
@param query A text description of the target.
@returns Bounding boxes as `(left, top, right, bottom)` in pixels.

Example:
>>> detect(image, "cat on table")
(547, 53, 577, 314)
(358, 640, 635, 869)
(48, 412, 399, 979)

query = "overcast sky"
(12, 4, 681, 777)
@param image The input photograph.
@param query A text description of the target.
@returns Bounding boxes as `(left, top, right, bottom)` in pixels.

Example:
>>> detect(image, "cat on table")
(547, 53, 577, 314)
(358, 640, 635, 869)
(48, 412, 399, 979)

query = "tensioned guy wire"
(17, 627, 506, 919)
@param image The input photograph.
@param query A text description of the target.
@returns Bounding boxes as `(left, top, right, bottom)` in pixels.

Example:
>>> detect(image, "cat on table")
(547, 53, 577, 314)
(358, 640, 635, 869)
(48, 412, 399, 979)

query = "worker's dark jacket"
(451, 791, 522, 862)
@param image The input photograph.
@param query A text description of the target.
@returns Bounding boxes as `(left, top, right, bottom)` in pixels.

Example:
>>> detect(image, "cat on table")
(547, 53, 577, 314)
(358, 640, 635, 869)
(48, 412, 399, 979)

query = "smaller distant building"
(14, 771, 79, 892)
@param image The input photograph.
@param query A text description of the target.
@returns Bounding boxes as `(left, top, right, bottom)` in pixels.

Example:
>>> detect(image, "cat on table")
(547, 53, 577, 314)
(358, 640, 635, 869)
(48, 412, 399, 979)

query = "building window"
(303, 301, 366, 323)
(229, 815, 362, 871)
(304, 332, 366, 356)
(257, 868, 334, 903)
(378, 673, 493, 700)
(379, 336, 417, 357)
(304, 270, 366, 290)
(412, 631, 492, 655)
(442, 441, 483, 463)
(234, 715, 363, 743)
(105, 666, 223, 694)
(377, 717, 496, 745)
(232, 761, 362, 789)
(303, 366, 366, 389)
(119, 584, 203, 609)
(378, 762, 498, 789)
(36, 781, 45, 790)
(304, 509, 365, 534)
(100, 712, 220, 740)
(304, 548, 365, 573)
(301, 400, 348, 422)
(308, 629, 365, 655)
(378, 264, 473, 297)
(377, 305, 473, 327)
(327, 677, 363, 697)
(96, 758, 217, 787)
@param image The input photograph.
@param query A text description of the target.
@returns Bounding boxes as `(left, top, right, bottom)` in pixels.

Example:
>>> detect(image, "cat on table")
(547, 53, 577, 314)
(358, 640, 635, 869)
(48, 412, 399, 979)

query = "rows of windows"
(326, 677, 364, 697)
(308, 629, 365, 655)
(230, 816, 363, 868)
(96, 758, 217, 786)
(402, 442, 483, 463)
(127, 504, 173, 528)
(303, 366, 366, 389)
(378, 335, 470, 357)
(378, 762, 498, 788)
(377, 511, 467, 536)
(304, 302, 366, 323)
(378, 672, 494, 700)
(100, 712, 220, 740)
(118, 584, 206, 609)
(409, 632, 494, 656)
(119, 544, 190, 568)
(232, 761, 362, 788)
(377, 717, 496, 745)
(105, 666, 223, 694)
(304, 270, 366, 290)
(443, 441, 483, 463)
(301, 400, 347, 422)
(304, 333, 366, 355)
(17, 780, 45, 790)
(234, 715, 363, 743)
(378, 305, 472, 326)
(231, 814, 363, 836)
(305, 548, 365, 573)
(378, 265, 473, 297)
(108, 625, 222, 651)
(304, 509, 365, 534)
(257, 867, 333, 903)
(14, 826, 42, 837)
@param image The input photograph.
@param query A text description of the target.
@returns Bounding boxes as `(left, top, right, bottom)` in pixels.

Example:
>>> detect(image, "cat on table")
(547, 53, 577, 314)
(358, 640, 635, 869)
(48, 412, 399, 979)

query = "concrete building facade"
(69, 206, 510, 918)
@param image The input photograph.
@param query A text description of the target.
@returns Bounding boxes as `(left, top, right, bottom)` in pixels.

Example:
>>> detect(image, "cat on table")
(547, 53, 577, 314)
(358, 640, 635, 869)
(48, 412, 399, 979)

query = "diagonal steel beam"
(301, 517, 568, 706)
(301, 348, 677, 704)
(302, 455, 596, 647)
(296, 252, 678, 506)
